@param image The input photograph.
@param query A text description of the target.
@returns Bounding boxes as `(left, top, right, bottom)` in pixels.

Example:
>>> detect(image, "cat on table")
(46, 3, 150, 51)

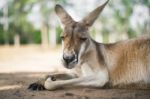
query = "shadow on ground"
(0, 72, 150, 99)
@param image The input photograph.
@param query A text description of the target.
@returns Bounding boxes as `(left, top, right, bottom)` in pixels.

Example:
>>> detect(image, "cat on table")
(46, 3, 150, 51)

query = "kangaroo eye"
(60, 36, 65, 40)
(80, 37, 87, 41)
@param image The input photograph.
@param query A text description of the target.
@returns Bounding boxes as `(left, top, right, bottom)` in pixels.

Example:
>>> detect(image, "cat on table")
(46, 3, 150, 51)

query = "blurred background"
(0, 0, 149, 73)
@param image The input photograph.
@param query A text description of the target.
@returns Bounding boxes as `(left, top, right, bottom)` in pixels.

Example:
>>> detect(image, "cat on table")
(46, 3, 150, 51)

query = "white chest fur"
(81, 64, 94, 77)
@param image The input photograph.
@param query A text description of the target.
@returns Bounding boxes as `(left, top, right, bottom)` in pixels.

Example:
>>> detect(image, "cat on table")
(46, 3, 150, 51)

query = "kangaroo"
(28, 0, 150, 91)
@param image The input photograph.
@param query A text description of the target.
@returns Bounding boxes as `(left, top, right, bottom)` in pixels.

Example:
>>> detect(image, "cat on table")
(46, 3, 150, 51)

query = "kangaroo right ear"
(81, 0, 109, 27)
(55, 4, 75, 26)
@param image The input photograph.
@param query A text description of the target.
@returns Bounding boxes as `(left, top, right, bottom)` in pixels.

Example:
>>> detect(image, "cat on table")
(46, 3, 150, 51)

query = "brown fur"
(104, 37, 150, 86)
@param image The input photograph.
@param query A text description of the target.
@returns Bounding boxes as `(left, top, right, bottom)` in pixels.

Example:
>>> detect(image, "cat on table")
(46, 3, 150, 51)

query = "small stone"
(64, 92, 74, 96)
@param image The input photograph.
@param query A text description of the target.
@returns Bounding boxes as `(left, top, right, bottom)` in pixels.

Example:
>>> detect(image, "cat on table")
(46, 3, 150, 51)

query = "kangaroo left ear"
(81, 0, 109, 27)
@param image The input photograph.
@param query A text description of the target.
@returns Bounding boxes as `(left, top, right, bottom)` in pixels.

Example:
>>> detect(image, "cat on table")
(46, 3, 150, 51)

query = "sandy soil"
(0, 45, 150, 99)
(0, 72, 150, 99)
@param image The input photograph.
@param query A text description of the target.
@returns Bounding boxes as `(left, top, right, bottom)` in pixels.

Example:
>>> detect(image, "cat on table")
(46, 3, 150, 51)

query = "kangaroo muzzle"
(62, 52, 78, 69)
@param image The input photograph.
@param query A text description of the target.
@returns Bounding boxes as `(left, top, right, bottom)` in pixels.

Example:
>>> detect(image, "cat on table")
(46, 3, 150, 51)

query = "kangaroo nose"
(63, 54, 75, 64)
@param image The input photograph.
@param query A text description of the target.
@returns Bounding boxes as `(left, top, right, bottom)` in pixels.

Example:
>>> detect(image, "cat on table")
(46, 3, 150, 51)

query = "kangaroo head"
(55, 0, 109, 69)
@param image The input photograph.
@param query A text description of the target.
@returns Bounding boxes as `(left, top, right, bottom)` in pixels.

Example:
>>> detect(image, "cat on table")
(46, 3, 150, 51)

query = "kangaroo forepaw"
(28, 82, 45, 91)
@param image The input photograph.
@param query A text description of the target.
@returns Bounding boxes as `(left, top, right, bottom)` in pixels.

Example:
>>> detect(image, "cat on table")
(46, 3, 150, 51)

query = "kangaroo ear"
(55, 4, 75, 26)
(81, 0, 109, 27)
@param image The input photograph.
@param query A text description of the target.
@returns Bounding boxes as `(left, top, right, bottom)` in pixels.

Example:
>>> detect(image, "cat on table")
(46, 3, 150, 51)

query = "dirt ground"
(0, 45, 150, 99)
(0, 72, 150, 99)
